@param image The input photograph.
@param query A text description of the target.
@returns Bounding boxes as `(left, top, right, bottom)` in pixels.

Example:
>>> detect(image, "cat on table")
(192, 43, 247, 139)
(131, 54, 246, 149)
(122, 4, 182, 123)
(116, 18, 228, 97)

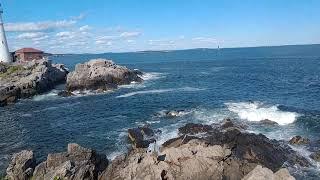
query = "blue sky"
(2, 0, 320, 53)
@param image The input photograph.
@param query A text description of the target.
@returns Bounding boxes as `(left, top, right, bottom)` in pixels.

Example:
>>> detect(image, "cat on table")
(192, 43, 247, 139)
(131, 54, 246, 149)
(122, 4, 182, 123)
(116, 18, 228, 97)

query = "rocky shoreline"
(0, 59, 68, 106)
(65, 59, 143, 94)
(0, 58, 143, 106)
(4, 119, 315, 180)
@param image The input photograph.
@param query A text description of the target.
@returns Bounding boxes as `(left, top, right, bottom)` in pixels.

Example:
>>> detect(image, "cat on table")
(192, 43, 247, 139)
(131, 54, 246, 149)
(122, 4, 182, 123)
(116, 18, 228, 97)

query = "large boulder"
(0, 60, 68, 106)
(33, 143, 108, 180)
(100, 140, 231, 180)
(6, 150, 36, 180)
(66, 59, 142, 92)
(242, 165, 295, 180)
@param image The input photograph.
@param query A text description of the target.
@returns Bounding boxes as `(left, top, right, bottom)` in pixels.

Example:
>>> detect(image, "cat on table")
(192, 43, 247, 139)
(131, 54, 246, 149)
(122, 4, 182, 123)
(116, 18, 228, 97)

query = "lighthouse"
(0, 3, 11, 63)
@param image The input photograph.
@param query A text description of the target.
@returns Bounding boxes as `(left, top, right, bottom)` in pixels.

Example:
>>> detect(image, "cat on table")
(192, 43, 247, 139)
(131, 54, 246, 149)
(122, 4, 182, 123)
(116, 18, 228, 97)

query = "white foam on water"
(119, 82, 146, 89)
(116, 87, 205, 98)
(225, 101, 299, 125)
(32, 90, 59, 101)
(139, 72, 166, 81)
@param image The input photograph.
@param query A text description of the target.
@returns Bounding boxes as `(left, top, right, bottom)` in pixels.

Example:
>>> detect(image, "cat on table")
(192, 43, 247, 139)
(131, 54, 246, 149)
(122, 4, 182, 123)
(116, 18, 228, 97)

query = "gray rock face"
(6, 150, 36, 180)
(0, 60, 68, 106)
(33, 143, 108, 180)
(103, 120, 301, 180)
(66, 59, 142, 92)
(242, 165, 295, 180)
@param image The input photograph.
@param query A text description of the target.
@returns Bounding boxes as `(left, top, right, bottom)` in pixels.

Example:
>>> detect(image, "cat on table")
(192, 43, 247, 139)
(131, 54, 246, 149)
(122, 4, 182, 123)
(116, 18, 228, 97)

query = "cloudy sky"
(2, 0, 320, 54)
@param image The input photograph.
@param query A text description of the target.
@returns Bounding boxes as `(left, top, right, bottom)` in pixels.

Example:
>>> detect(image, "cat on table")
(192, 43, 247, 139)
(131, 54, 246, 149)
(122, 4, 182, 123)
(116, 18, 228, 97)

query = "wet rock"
(33, 143, 108, 180)
(165, 110, 186, 118)
(242, 165, 295, 180)
(289, 136, 310, 145)
(66, 59, 142, 92)
(58, 90, 75, 97)
(260, 119, 279, 125)
(6, 150, 36, 180)
(178, 123, 213, 135)
(310, 151, 320, 162)
(128, 126, 156, 149)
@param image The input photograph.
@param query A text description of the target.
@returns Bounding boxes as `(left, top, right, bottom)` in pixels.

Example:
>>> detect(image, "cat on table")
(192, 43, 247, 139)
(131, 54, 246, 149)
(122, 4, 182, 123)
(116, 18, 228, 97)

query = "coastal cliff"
(65, 59, 143, 92)
(0, 60, 68, 106)
(5, 120, 304, 180)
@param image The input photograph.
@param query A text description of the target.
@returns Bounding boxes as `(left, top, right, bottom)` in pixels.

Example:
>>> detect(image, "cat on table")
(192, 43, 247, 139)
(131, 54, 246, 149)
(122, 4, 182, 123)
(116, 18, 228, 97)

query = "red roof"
(15, 48, 44, 53)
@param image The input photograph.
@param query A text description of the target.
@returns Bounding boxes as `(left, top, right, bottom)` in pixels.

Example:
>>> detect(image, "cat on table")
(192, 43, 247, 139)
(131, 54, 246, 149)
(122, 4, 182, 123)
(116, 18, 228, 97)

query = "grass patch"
(0, 65, 26, 78)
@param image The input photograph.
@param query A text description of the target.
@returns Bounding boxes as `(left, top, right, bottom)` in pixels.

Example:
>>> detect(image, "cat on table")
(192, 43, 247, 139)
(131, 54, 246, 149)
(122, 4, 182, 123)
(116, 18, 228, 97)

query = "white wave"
(139, 72, 166, 81)
(225, 101, 299, 125)
(119, 82, 146, 89)
(32, 90, 59, 101)
(116, 87, 205, 98)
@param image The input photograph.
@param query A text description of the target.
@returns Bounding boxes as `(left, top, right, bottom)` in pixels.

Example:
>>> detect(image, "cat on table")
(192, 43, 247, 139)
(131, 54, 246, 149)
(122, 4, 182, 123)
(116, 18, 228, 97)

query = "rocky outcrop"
(5, 121, 304, 180)
(128, 126, 158, 149)
(289, 136, 310, 145)
(103, 120, 305, 180)
(66, 59, 142, 92)
(6, 143, 108, 180)
(242, 165, 295, 180)
(33, 143, 108, 180)
(0, 60, 68, 106)
(6, 150, 36, 180)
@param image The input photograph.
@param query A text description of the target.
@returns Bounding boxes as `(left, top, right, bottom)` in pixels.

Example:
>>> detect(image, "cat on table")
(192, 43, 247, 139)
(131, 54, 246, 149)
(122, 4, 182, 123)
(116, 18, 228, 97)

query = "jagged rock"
(66, 59, 142, 92)
(310, 151, 320, 162)
(289, 136, 310, 145)
(33, 143, 108, 180)
(100, 139, 231, 180)
(178, 123, 213, 135)
(0, 60, 68, 106)
(128, 126, 156, 149)
(242, 165, 295, 180)
(260, 119, 279, 125)
(6, 150, 36, 180)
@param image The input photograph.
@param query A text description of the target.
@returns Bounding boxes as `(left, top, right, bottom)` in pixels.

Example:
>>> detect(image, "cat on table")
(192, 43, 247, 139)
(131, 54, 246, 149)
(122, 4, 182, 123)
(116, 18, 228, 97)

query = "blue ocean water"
(1, 44, 320, 178)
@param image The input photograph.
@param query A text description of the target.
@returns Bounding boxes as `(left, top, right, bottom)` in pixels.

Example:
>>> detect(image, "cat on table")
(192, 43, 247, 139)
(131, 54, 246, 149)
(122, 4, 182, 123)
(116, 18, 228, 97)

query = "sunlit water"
(1, 45, 320, 178)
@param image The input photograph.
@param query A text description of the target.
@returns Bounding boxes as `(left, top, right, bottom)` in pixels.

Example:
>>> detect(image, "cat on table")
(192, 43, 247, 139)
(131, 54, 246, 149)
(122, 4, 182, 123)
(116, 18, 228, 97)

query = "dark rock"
(289, 135, 310, 145)
(310, 151, 320, 162)
(128, 126, 156, 149)
(165, 110, 185, 118)
(260, 119, 279, 125)
(66, 59, 142, 92)
(57, 90, 75, 97)
(6, 150, 36, 180)
(178, 123, 213, 135)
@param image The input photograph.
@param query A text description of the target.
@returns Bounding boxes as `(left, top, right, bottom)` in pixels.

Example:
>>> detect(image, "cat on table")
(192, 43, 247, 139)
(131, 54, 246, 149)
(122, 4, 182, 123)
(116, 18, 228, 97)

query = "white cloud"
(5, 20, 77, 32)
(79, 25, 91, 31)
(192, 37, 218, 43)
(56, 31, 73, 38)
(95, 40, 112, 46)
(17, 32, 45, 39)
(120, 31, 141, 38)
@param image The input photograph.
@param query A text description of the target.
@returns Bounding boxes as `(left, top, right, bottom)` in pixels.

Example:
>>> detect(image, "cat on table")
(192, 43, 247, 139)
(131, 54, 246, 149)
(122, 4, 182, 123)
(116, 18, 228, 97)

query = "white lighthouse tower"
(0, 3, 11, 63)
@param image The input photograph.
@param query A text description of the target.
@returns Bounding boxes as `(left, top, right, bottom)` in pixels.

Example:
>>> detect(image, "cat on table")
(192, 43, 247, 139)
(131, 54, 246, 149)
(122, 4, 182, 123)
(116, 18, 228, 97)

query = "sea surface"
(1, 45, 320, 178)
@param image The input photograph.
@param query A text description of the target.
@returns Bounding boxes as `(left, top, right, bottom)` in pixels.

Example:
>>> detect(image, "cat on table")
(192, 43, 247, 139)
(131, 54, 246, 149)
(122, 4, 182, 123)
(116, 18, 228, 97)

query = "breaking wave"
(139, 72, 166, 81)
(116, 87, 205, 98)
(225, 101, 299, 125)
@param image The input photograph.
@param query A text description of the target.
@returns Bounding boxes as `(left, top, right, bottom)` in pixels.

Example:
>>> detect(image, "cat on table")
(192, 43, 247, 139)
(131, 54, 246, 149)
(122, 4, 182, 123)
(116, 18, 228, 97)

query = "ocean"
(1, 44, 320, 178)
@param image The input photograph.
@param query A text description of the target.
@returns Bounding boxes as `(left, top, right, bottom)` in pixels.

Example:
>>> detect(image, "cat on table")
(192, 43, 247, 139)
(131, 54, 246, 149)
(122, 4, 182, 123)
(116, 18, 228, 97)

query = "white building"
(0, 3, 11, 63)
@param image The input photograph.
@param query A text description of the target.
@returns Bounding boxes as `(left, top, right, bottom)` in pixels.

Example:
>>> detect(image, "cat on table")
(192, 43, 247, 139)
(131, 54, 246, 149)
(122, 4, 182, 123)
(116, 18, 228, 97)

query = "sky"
(2, 0, 320, 53)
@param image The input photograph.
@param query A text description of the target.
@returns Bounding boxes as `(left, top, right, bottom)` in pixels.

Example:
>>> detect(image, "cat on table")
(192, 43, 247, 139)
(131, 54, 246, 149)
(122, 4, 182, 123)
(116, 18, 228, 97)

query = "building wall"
(15, 52, 43, 62)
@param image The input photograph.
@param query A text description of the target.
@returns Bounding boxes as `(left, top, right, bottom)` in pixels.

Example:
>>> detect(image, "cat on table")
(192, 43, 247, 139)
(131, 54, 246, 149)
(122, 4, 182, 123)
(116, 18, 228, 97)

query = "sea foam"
(225, 101, 299, 125)
(116, 87, 205, 98)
